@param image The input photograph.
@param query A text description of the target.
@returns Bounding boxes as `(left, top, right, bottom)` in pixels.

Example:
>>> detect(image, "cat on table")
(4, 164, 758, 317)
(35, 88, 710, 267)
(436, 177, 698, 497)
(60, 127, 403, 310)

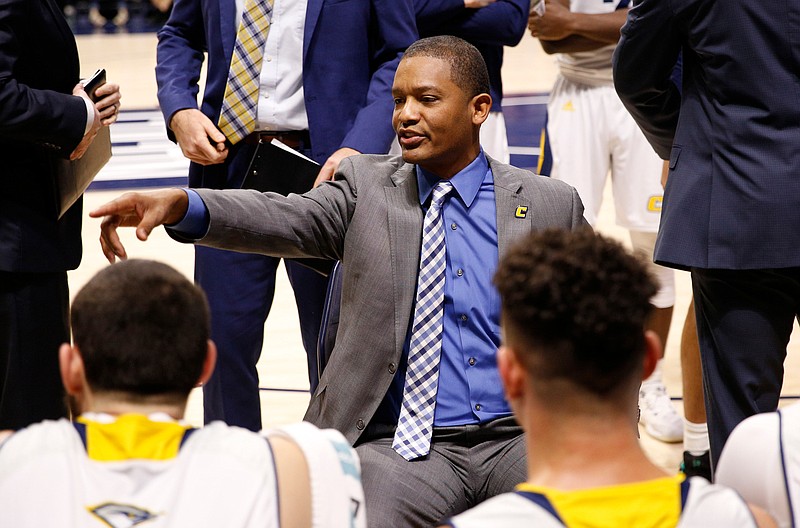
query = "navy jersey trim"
(179, 427, 198, 448)
(680, 479, 691, 510)
(73, 421, 88, 451)
(778, 410, 797, 527)
(515, 490, 567, 525)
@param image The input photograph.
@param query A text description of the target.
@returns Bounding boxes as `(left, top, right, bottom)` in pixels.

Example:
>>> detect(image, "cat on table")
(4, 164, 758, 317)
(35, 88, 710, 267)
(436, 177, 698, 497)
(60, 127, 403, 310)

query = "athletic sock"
(683, 419, 709, 455)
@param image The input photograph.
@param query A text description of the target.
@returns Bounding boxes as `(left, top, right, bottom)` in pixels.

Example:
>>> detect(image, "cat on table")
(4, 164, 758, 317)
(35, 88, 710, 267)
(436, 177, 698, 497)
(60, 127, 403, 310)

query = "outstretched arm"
(90, 189, 190, 263)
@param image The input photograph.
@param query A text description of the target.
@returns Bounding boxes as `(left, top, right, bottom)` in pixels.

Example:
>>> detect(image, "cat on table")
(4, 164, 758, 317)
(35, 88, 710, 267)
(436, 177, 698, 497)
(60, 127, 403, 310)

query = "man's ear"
(59, 343, 86, 396)
(196, 340, 217, 387)
(641, 330, 661, 381)
(470, 93, 492, 126)
(498, 345, 526, 401)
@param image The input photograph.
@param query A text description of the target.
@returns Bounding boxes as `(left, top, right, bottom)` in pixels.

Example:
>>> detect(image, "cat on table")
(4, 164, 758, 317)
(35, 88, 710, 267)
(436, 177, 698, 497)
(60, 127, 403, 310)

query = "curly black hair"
(494, 228, 658, 396)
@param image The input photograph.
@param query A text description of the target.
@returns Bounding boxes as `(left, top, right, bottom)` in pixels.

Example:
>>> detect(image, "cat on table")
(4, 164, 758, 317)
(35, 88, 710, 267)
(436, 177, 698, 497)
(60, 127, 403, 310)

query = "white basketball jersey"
(717, 401, 800, 528)
(557, 0, 631, 86)
(0, 416, 366, 528)
(447, 477, 757, 528)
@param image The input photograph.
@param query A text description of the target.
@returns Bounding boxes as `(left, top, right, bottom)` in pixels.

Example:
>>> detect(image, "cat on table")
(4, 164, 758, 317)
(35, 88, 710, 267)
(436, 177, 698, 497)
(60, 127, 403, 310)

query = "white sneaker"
(639, 382, 683, 443)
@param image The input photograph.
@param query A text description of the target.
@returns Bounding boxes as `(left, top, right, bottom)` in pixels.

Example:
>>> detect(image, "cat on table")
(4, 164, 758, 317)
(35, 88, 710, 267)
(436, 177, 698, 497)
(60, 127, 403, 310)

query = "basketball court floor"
(70, 31, 800, 474)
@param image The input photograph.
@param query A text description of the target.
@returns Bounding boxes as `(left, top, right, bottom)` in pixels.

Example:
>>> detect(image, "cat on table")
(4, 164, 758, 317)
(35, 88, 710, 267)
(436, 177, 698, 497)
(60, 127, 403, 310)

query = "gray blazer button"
(356, 419, 365, 430)
(388, 362, 397, 374)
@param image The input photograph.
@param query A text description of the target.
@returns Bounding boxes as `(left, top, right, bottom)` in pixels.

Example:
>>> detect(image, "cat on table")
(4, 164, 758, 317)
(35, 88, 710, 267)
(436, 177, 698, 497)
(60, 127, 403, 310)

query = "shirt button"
(451, 223, 457, 230)
(266, 56, 272, 62)
(460, 314, 468, 321)
(356, 419, 365, 430)
(456, 268, 464, 277)
(388, 362, 397, 374)
(468, 357, 476, 366)
(475, 404, 482, 411)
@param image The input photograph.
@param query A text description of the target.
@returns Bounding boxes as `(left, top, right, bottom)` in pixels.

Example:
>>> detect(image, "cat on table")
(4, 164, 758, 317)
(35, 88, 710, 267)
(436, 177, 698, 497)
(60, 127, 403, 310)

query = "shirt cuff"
(165, 189, 210, 239)
(82, 96, 95, 135)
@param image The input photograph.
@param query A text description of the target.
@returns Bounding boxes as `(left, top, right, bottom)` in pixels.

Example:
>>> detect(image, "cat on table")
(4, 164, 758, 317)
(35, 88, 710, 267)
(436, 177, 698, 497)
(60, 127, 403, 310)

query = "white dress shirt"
(235, 0, 309, 131)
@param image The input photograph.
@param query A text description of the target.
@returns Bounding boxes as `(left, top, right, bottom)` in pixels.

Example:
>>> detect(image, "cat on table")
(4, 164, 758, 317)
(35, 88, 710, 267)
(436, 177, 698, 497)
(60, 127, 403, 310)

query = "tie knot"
(431, 181, 453, 209)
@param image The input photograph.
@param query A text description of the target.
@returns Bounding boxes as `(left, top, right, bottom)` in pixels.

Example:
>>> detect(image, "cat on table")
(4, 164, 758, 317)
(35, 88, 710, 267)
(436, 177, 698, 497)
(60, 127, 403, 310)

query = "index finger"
(89, 193, 139, 219)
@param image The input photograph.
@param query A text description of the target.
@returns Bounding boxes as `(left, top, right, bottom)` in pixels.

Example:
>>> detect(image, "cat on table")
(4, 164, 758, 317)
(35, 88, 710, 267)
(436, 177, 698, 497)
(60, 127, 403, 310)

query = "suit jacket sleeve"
(339, 0, 417, 154)
(612, 0, 682, 160)
(0, 0, 85, 153)
(190, 156, 360, 259)
(155, 0, 208, 137)
(415, 0, 529, 47)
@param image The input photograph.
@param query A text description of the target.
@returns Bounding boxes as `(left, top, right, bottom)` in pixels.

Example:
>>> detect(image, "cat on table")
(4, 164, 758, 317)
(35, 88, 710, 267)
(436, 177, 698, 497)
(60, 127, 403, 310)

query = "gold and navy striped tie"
(218, 0, 274, 144)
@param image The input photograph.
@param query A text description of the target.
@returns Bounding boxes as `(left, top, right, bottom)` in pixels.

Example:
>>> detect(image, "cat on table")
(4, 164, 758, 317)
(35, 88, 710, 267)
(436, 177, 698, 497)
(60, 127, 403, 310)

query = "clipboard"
(56, 125, 112, 218)
(242, 139, 335, 277)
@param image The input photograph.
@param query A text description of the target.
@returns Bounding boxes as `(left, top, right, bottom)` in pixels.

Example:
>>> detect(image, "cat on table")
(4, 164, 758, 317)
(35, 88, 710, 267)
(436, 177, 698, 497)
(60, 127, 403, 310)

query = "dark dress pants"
(691, 267, 800, 472)
(195, 246, 327, 431)
(0, 271, 69, 430)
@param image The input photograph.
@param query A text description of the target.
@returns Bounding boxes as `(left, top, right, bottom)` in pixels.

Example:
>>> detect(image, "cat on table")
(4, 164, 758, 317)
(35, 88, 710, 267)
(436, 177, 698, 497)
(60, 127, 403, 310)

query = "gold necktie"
(218, 0, 274, 144)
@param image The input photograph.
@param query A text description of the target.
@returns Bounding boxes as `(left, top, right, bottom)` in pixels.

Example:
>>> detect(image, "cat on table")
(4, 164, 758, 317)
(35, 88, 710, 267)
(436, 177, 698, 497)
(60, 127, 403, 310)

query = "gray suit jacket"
(196, 154, 586, 444)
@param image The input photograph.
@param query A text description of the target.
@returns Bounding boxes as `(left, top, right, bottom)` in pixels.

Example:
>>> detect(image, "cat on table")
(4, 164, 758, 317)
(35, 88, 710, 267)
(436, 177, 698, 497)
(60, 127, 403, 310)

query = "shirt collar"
(416, 150, 489, 208)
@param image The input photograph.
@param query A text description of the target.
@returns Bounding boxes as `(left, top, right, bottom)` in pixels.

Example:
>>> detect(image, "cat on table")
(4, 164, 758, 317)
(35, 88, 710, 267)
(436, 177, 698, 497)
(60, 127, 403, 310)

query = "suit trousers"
(0, 271, 69, 429)
(691, 267, 800, 471)
(355, 415, 526, 527)
(196, 246, 328, 431)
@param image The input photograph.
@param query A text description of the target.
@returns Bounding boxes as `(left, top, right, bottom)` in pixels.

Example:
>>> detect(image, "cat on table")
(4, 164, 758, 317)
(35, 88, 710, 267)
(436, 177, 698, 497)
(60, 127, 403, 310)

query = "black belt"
(242, 130, 310, 149)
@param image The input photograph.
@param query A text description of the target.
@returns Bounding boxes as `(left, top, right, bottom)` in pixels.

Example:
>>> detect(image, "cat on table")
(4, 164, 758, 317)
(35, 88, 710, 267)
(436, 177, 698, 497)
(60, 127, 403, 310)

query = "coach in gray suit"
(92, 36, 585, 526)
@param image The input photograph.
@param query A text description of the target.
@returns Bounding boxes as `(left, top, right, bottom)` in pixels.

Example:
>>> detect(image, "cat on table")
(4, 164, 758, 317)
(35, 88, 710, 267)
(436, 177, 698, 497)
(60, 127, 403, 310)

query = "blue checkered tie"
(393, 180, 453, 461)
(218, 0, 273, 144)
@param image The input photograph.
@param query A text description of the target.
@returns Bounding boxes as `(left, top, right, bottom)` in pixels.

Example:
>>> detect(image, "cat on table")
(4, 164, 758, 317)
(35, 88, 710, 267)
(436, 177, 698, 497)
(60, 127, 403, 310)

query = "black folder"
(242, 139, 335, 277)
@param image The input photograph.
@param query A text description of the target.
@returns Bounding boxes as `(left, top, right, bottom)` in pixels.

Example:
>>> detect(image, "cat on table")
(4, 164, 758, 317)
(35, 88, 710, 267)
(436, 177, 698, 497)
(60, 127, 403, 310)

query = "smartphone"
(82, 68, 106, 102)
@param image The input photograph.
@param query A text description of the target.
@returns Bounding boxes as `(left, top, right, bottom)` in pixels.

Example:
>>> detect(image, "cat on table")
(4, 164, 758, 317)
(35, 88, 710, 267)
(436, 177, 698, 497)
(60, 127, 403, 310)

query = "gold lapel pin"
(515, 206, 528, 219)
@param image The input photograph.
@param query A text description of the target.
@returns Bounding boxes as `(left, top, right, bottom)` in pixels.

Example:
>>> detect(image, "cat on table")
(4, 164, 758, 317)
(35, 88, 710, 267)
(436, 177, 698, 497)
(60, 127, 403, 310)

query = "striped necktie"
(218, 0, 274, 145)
(393, 180, 454, 461)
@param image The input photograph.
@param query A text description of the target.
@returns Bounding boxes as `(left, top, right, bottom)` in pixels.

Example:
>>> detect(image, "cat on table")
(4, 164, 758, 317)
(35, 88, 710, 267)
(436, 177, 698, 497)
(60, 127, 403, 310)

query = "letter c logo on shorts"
(647, 196, 663, 212)
(515, 206, 528, 219)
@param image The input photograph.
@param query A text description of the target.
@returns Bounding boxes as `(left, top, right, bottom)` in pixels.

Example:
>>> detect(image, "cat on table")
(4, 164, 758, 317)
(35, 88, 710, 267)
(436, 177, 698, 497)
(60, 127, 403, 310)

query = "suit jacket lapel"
(304, 0, 324, 63)
(491, 158, 532, 257)
(385, 163, 423, 354)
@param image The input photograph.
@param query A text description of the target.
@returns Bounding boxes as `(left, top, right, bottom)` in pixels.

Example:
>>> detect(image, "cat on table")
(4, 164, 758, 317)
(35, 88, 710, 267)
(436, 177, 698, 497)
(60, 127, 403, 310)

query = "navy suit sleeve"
(612, 0, 682, 160)
(339, 0, 418, 153)
(0, 0, 85, 153)
(415, 0, 530, 47)
(155, 0, 208, 136)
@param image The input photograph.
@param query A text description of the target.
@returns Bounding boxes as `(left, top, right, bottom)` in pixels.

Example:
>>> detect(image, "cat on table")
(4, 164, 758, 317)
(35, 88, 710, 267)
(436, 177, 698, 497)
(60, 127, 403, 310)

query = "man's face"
(391, 56, 483, 178)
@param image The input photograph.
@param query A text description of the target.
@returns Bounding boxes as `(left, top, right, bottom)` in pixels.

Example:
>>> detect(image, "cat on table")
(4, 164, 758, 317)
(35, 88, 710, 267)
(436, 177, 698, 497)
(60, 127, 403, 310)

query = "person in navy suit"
(155, 0, 417, 431)
(0, 0, 121, 430)
(413, 0, 530, 163)
(613, 0, 800, 471)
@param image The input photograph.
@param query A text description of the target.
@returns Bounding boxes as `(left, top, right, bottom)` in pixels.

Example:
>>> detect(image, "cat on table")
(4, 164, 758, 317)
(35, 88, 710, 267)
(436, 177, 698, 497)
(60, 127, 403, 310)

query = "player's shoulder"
(447, 492, 564, 528)
(680, 477, 758, 527)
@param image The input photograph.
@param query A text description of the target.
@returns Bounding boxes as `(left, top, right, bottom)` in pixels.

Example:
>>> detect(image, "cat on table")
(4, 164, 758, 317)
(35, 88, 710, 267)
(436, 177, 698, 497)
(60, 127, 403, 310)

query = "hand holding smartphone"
(82, 68, 106, 103)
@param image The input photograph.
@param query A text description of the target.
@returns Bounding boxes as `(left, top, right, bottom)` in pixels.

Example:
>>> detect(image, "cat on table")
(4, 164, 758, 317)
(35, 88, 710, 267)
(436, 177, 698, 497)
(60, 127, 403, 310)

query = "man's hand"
(69, 83, 102, 160)
(92, 81, 122, 126)
(170, 109, 229, 166)
(89, 189, 190, 263)
(464, 0, 496, 7)
(314, 147, 359, 187)
(529, 0, 573, 40)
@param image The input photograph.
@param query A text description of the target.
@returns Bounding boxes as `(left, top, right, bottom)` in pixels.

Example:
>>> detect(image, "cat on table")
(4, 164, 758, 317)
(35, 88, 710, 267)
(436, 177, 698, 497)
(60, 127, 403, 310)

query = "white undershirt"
(234, 0, 309, 131)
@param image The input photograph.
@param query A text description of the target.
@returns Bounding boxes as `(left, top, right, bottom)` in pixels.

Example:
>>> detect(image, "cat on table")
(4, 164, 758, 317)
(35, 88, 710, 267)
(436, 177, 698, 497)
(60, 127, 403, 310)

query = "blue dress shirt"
(374, 152, 512, 429)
